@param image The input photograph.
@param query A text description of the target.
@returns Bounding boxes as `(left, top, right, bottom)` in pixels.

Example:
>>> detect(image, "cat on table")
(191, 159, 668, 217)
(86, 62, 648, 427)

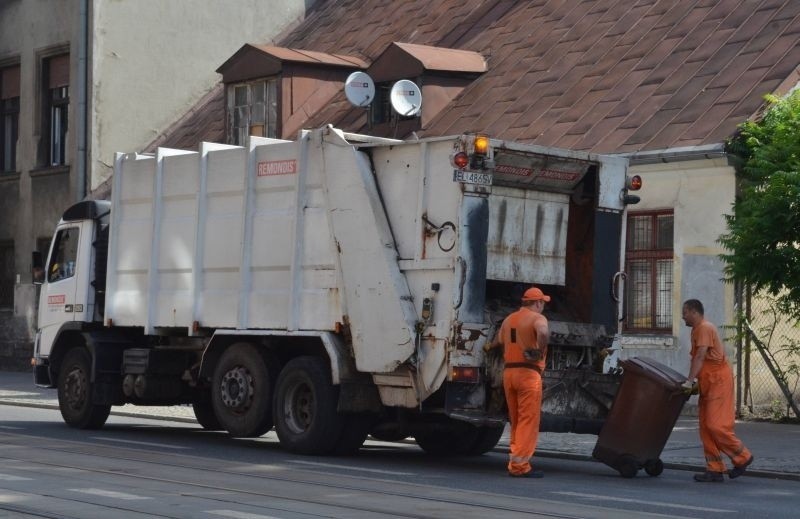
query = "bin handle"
(611, 271, 626, 303)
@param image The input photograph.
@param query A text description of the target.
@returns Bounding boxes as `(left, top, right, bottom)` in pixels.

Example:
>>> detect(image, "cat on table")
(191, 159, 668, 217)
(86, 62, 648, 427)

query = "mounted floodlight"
(344, 71, 376, 107)
(390, 79, 422, 117)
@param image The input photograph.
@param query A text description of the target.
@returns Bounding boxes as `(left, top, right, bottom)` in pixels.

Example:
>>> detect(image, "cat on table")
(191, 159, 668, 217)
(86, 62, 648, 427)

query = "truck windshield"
(47, 227, 79, 283)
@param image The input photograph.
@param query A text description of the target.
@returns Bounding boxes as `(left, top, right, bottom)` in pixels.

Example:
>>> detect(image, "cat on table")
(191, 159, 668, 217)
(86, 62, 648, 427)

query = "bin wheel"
(644, 459, 664, 477)
(617, 455, 639, 478)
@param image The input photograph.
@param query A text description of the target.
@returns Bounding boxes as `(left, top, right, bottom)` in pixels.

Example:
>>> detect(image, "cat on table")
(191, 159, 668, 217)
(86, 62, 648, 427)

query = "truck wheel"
(333, 414, 373, 455)
(464, 425, 504, 455)
(192, 394, 222, 431)
(57, 348, 111, 429)
(212, 343, 276, 437)
(273, 356, 343, 455)
(416, 423, 492, 456)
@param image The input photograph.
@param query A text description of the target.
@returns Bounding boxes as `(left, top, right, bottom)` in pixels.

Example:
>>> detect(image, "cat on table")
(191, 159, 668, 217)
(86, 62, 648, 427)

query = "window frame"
(624, 210, 674, 333)
(47, 227, 80, 284)
(226, 78, 278, 145)
(0, 63, 20, 173)
(39, 52, 70, 168)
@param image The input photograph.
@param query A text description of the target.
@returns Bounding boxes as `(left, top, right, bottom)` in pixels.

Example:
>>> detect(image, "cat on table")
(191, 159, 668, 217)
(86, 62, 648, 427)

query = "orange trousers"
(503, 368, 542, 476)
(698, 364, 752, 473)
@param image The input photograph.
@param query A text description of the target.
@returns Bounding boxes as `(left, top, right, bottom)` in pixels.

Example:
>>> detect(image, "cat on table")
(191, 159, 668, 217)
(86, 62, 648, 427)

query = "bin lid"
(620, 356, 686, 389)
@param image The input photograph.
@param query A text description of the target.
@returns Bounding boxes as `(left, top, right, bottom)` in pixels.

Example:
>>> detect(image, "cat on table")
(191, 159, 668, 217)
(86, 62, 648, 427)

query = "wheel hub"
(286, 383, 314, 434)
(64, 367, 87, 410)
(220, 367, 253, 409)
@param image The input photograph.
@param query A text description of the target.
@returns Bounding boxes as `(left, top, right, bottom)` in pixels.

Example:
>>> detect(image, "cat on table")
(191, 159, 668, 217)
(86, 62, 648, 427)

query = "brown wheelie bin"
(592, 356, 689, 478)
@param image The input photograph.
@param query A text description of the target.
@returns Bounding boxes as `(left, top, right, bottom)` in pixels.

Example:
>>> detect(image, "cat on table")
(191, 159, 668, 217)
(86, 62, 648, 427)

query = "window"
(43, 54, 69, 166)
(369, 81, 421, 126)
(0, 240, 13, 309)
(625, 211, 674, 331)
(47, 228, 79, 283)
(1, 64, 20, 173)
(227, 79, 277, 145)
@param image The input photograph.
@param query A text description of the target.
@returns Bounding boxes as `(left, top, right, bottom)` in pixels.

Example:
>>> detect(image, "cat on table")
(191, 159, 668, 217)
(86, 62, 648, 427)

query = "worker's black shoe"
(729, 455, 754, 479)
(693, 471, 723, 482)
(509, 470, 544, 478)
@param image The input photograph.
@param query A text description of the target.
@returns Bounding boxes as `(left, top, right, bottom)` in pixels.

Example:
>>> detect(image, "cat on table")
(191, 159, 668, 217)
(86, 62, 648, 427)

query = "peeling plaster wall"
(619, 157, 736, 374)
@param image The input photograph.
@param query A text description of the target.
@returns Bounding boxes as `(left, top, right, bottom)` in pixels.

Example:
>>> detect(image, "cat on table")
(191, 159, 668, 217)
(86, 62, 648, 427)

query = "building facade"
(0, 0, 315, 369)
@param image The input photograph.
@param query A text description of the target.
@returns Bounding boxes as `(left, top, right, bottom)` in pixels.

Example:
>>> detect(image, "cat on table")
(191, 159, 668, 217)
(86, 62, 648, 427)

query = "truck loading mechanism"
(32, 126, 636, 456)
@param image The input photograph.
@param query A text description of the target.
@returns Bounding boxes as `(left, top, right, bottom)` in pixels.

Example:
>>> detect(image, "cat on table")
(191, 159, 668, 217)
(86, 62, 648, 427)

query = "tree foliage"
(721, 90, 800, 318)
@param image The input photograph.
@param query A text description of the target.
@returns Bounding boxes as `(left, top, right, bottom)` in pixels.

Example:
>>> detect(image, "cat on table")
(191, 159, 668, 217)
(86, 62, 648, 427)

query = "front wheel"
(273, 356, 344, 455)
(57, 348, 110, 429)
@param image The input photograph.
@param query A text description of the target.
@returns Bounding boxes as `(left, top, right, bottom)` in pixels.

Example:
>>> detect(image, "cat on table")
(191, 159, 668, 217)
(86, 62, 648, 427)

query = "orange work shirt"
(691, 319, 726, 374)
(498, 307, 548, 372)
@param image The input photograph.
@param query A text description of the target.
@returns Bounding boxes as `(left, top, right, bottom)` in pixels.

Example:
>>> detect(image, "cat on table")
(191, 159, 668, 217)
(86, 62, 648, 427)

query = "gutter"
(620, 143, 728, 166)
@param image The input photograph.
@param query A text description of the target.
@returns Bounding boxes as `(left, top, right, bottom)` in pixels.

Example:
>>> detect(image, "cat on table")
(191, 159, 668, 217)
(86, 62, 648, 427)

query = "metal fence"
(736, 287, 800, 420)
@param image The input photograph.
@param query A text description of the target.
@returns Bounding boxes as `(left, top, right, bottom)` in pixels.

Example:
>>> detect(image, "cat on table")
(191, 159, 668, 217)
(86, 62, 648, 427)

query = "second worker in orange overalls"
(485, 286, 550, 478)
(682, 298, 754, 482)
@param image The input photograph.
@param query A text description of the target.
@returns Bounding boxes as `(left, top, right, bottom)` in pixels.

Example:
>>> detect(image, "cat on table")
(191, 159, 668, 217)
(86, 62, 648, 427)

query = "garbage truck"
(32, 125, 638, 455)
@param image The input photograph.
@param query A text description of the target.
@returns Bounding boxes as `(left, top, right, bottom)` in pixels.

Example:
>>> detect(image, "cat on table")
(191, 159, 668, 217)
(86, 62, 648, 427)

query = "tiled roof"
(152, 0, 800, 154)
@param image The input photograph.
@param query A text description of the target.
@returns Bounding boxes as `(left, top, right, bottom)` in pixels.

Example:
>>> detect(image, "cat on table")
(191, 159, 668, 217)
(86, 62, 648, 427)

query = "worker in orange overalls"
(485, 286, 550, 478)
(682, 299, 754, 482)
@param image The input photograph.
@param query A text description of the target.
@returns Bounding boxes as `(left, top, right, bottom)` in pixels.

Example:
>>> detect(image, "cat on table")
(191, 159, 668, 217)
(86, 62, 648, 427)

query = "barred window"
(625, 211, 674, 331)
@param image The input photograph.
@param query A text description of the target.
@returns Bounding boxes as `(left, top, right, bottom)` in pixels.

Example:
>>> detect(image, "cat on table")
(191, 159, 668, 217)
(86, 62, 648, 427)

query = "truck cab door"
(37, 225, 82, 357)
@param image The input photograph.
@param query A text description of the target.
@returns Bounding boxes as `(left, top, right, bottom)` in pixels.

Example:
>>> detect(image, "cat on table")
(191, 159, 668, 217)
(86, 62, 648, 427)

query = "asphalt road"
(1, 404, 798, 519)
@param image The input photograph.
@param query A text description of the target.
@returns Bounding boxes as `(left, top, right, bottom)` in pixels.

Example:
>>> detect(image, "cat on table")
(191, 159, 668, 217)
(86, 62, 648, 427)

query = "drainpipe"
(76, 0, 89, 201)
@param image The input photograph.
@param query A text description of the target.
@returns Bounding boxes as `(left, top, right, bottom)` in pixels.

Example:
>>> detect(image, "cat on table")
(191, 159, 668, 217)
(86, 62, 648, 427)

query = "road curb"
(2, 398, 797, 481)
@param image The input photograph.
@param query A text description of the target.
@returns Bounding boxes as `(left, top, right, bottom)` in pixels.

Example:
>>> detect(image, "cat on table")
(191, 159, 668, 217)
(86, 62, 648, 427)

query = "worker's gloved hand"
(482, 342, 493, 353)
(681, 379, 698, 395)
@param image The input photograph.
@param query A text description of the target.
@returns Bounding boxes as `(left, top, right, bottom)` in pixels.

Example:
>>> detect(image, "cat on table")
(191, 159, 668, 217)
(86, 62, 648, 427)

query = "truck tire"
(212, 343, 276, 437)
(57, 348, 111, 429)
(464, 425, 504, 455)
(273, 356, 344, 455)
(192, 394, 222, 431)
(333, 414, 373, 455)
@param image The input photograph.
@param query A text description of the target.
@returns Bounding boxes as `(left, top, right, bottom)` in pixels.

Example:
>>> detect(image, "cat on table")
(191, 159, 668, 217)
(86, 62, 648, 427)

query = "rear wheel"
(415, 423, 486, 456)
(57, 348, 110, 429)
(192, 392, 222, 431)
(273, 356, 343, 455)
(212, 343, 277, 437)
(464, 426, 504, 455)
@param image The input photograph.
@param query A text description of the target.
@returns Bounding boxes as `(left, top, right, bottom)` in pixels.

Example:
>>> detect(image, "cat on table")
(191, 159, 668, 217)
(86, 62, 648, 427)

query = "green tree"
(721, 90, 800, 319)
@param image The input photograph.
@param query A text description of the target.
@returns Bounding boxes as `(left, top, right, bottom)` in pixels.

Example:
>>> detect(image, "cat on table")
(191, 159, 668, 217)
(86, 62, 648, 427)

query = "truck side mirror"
(32, 251, 44, 285)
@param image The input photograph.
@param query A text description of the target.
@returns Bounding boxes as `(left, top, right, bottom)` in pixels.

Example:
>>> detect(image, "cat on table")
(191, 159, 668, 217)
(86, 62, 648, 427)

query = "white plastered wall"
(622, 157, 737, 374)
(89, 0, 314, 191)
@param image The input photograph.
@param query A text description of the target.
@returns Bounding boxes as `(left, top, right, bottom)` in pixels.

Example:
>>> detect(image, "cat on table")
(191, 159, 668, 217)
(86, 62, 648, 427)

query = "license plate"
(453, 169, 493, 186)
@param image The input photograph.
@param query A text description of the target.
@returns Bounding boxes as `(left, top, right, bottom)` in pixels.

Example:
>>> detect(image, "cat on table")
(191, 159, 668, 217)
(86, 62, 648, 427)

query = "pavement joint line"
(1, 398, 796, 482)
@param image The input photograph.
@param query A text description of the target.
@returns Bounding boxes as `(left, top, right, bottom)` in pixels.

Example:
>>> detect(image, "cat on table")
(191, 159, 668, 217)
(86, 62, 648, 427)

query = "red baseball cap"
(522, 287, 550, 302)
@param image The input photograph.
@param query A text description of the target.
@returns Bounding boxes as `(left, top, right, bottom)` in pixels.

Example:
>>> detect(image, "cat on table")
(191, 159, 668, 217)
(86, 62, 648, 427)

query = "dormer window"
(227, 78, 278, 145)
(370, 81, 421, 126)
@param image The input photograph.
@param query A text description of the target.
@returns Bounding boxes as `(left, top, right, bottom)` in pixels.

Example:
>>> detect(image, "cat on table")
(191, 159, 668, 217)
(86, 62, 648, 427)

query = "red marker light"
(627, 175, 642, 191)
(452, 152, 469, 169)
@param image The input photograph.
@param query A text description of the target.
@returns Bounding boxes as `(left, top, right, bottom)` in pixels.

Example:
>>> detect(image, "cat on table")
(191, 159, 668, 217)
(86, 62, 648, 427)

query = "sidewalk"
(1, 370, 797, 480)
